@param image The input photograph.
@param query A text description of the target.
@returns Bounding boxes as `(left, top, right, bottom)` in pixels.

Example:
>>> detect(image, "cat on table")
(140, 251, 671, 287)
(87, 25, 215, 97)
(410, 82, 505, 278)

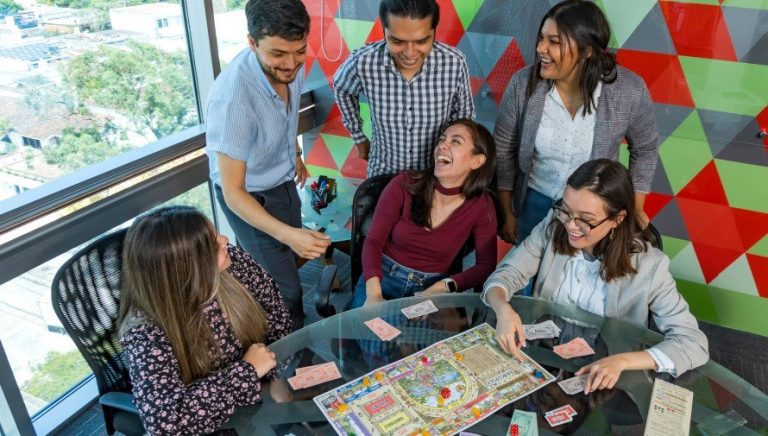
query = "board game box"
(313, 323, 555, 435)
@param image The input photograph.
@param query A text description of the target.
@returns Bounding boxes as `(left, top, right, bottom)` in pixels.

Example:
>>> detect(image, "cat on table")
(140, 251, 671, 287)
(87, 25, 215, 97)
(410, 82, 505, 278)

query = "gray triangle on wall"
(697, 109, 755, 157)
(653, 197, 690, 241)
(716, 119, 768, 166)
(621, 3, 676, 55)
(654, 103, 693, 145)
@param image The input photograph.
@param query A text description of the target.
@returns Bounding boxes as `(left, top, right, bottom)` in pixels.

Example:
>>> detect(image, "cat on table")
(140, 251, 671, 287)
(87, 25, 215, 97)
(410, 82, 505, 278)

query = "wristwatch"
(443, 278, 457, 293)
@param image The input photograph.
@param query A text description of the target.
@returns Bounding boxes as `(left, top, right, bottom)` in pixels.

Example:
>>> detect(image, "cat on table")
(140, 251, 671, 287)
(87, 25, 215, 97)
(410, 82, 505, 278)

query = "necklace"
(435, 180, 462, 196)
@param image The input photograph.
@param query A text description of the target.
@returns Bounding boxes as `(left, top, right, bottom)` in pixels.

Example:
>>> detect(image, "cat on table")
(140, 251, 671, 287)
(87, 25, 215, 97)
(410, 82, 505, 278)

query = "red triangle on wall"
(321, 104, 350, 136)
(731, 208, 768, 254)
(435, 0, 464, 47)
(340, 147, 368, 179)
(644, 192, 673, 221)
(615, 49, 695, 108)
(746, 254, 768, 298)
(487, 39, 525, 105)
(366, 19, 384, 44)
(677, 198, 743, 251)
(469, 76, 485, 97)
(677, 161, 729, 206)
(659, 2, 737, 61)
(691, 243, 743, 283)
(496, 238, 514, 264)
(757, 106, 768, 148)
(305, 136, 339, 170)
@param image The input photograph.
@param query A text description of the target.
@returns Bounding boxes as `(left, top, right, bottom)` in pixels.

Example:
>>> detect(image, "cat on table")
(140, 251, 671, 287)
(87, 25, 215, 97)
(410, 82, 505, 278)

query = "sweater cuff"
(481, 280, 512, 306)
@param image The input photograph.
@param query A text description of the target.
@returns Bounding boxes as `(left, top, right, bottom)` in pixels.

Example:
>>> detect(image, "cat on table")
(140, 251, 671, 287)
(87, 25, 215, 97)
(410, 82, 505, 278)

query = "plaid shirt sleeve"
(333, 55, 368, 144)
(449, 56, 475, 121)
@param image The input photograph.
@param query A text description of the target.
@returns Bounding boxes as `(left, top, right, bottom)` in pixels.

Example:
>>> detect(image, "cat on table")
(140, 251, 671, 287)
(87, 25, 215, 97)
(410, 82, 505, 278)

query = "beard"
(257, 57, 301, 85)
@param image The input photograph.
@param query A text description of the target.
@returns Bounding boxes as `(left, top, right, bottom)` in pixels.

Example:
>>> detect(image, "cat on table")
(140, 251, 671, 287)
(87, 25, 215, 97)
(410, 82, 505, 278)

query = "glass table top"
(228, 294, 768, 435)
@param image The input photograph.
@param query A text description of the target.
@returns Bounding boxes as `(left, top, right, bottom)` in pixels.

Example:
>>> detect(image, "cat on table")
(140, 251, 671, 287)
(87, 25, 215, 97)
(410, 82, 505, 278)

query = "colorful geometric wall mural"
(298, 0, 768, 335)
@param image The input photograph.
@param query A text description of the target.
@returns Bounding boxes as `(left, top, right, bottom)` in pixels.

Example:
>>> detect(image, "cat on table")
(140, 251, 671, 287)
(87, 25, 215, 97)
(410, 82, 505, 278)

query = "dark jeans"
(215, 182, 304, 331)
(514, 187, 555, 296)
(350, 255, 444, 309)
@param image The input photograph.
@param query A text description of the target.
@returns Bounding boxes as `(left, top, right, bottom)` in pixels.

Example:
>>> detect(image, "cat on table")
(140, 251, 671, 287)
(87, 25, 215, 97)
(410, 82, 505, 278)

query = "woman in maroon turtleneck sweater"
(350, 119, 499, 308)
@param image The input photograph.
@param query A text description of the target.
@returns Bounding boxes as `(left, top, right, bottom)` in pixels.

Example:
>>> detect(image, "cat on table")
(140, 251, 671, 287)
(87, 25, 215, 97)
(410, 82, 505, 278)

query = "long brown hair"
(526, 0, 617, 116)
(118, 206, 268, 385)
(406, 118, 496, 228)
(550, 159, 653, 281)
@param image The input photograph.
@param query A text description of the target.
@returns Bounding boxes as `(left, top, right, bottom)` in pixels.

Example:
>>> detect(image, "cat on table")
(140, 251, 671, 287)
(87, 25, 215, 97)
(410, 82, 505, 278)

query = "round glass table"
(228, 294, 768, 435)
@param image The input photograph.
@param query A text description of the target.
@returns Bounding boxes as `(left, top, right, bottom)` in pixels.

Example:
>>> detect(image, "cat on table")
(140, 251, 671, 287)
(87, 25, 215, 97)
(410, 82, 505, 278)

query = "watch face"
(445, 279, 457, 293)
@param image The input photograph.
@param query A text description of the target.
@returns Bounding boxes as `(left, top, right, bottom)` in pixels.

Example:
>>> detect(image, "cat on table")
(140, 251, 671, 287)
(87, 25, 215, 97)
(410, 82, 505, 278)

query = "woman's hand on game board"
(495, 304, 526, 360)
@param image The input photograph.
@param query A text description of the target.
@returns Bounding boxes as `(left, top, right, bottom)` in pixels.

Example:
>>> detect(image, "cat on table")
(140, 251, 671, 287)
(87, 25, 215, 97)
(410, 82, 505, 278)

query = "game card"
(644, 378, 693, 436)
(401, 300, 439, 319)
(545, 410, 573, 427)
(508, 409, 539, 436)
(546, 405, 576, 418)
(364, 317, 401, 341)
(553, 337, 595, 359)
(296, 363, 325, 375)
(558, 374, 589, 395)
(288, 362, 342, 390)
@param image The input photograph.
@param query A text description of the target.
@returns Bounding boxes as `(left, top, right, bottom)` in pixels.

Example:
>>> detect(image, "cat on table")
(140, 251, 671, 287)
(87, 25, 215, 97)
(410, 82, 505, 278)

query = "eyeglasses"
(551, 201, 611, 235)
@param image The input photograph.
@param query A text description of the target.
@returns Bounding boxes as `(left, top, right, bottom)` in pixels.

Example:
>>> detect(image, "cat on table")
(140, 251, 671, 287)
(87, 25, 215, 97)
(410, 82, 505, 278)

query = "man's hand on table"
(283, 228, 330, 260)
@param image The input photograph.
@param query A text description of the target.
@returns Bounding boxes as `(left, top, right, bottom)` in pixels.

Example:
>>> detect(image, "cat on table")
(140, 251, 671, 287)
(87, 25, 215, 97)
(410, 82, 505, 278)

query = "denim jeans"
(515, 187, 555, 296)
(350, 255, 444, 309)
(517, 187, 556, 243)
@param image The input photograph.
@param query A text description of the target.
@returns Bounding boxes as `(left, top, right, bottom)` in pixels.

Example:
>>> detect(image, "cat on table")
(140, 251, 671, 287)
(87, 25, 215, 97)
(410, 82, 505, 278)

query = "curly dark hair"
(246, 0, 310, 43)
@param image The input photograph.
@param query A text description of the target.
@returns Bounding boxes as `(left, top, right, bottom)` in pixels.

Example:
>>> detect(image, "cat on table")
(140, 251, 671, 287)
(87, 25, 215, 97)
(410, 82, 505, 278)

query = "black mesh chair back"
(647, 222, 663, 250)
(350, 174, 396, 285)
(51, 228, 141, 434)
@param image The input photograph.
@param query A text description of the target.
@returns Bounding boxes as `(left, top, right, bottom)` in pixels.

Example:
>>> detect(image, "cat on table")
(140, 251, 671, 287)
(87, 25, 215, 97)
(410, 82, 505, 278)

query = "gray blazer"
(483, 215, 709, 376)
(494, 65, 660, 213)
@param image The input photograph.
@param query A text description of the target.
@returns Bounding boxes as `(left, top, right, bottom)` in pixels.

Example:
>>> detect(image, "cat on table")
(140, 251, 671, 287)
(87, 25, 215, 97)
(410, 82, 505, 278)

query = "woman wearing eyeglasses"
(483, 159, 708, 393)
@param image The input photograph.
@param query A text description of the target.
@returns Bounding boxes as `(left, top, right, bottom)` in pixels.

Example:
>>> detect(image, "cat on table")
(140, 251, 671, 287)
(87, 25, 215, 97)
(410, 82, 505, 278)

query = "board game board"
(314, 323, 555, 435)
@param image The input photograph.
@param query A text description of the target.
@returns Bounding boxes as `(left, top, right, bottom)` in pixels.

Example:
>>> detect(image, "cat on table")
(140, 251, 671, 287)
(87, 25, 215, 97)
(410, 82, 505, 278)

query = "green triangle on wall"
(662, 235, 689, 259)
(454, 0, 484, 30)
(658, 111, 713, 194)
(748, 234, 768, 257)
(715, 159, 768, 213)
(680, 56, 768, 116)
(721, 0, 768, 9)
(335, 18, 376, 52)
(360, 102, 373, 140)
(596, 0, 656, 47)
(321, 133, 355, 170)
(305, 164, 342, 179)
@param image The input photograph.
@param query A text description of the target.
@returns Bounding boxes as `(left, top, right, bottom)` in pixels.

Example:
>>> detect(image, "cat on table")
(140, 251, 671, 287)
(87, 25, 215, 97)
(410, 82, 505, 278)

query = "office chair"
(314, 174, 477, 317)
(50, 228, 144, 436)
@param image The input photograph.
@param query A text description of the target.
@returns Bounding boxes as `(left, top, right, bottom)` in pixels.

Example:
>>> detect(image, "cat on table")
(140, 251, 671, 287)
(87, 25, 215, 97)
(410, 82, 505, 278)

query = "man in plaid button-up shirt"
(333, 0, 475, 177)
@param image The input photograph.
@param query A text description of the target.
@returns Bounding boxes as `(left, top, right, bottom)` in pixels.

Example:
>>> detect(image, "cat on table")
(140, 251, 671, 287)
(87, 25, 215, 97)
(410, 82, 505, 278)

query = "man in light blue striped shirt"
(206, 0, 330, 330)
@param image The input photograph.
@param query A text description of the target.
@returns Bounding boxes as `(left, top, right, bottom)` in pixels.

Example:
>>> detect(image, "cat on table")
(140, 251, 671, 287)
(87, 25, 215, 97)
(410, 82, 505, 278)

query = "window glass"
(0, 0, 199, 204)
(213, 0, 248, 66)
(0, 181, 212, 416)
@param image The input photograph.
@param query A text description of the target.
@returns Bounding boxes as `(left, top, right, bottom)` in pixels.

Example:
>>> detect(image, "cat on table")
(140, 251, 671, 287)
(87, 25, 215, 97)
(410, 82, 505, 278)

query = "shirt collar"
(548, 81, 603, 113)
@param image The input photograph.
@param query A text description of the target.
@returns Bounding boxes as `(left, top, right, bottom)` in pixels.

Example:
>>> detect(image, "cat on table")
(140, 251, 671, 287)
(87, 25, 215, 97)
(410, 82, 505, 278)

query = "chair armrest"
(314, 264, 338, 318)
(100, 391, 139, 414)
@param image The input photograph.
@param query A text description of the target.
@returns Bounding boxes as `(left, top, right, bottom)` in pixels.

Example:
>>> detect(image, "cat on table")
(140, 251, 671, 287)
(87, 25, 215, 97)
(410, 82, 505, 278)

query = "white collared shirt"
(553, 250, 677, 375)
(528, 82, 602, 199)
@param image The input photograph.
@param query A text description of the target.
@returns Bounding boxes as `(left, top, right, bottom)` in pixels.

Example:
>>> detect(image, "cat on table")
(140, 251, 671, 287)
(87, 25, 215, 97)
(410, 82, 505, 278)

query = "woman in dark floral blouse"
(118, 206, 292, 435)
